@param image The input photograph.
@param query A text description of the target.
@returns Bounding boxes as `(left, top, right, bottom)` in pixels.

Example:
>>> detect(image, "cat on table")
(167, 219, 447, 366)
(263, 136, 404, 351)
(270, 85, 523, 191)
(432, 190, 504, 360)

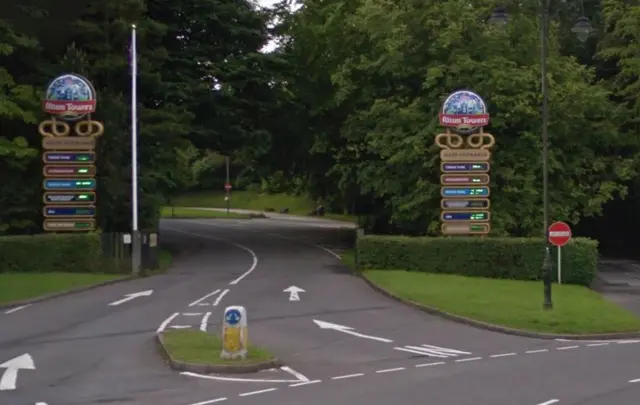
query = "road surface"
(1, 216, 639, 405)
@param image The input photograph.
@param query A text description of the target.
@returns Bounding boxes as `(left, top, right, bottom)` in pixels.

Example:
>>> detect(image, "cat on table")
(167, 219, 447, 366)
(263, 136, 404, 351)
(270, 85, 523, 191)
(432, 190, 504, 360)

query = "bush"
(0, 233, 117, 273)
(356, 236, 598, 286)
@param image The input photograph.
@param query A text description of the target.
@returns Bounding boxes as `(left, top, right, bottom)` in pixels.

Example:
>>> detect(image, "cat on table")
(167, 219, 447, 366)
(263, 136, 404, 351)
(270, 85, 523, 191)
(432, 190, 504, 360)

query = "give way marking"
(182, 365, 310, 384)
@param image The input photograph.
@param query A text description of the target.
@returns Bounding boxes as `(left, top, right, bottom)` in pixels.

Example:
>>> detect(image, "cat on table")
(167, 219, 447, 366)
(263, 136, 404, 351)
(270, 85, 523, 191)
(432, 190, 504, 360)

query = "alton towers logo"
(438, 90, 490, 135)
(42, 73, 97, 121)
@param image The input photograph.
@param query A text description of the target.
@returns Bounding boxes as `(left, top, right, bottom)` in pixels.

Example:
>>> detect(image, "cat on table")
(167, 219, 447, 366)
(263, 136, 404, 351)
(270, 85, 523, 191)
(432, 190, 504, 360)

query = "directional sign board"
(43, 179, 96, 190)
(43, 165, 95, 177)
(43, 192, 96, 204)
(43, 152, 95, 164)
(43, 206, 96, 217)
(436, 90, 494, 235)
(43, 219, 96, 231)
(548, 221, 572, 247)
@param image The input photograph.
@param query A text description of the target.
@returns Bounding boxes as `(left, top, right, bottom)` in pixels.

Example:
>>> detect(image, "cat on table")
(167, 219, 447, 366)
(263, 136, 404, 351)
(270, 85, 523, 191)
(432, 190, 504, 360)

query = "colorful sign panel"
(41, 73, 101, 232)
(436, 90, 494, 235)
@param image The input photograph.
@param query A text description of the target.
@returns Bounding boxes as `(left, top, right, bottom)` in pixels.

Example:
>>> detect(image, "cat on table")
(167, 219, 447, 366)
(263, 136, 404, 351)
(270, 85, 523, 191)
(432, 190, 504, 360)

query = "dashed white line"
(213, 289, 229, 306)
(238, 388, 277, 397)
(189, 397, 228, 405)
(199, 312, 212, 331)
(289, 380, 322, 387)
(156, 312, 180, 333)
(556, 346, 579, 350)
(183, 312, 204, 316)
(490, 352, 517, 358)
(587, 343, 609, 347)
(455, 357, 482, 362)
(415, 361, 445, 367)
(376, 367, 405, 374)
(188, 290, 221, 307)
(331, 373, 364, 380)
(537, 400, 559, 405)
(525, 349, 549, 354)
(629, 378, 640, 383)
(4, 304, 31, 314)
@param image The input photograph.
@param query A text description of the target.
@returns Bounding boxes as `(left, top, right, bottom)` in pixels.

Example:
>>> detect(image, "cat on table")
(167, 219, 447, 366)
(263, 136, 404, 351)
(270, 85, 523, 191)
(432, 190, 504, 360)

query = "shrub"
(0, 233, 118, 273)
(356, 235, 598, 286)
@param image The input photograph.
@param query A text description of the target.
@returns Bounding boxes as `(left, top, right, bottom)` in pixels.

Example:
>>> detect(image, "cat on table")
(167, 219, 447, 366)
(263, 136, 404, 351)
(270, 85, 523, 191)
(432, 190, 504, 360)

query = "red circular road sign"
(548, 221, 572, 247)
(224, 183, 232, 191)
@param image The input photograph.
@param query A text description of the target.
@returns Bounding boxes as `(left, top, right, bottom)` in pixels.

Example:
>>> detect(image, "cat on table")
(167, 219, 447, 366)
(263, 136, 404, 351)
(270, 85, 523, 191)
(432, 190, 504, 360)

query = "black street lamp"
(488, 3, 593, 310)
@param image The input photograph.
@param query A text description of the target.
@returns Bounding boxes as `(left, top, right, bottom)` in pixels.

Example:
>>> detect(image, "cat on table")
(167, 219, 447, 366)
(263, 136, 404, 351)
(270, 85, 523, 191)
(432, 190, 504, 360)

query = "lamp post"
(488, 3, 593, 310)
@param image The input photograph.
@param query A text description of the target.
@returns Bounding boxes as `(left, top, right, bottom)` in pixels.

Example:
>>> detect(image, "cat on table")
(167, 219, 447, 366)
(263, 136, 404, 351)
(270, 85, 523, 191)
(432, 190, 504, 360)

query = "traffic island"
(362, 270, 640, 339)
(156, 330, 281, 374)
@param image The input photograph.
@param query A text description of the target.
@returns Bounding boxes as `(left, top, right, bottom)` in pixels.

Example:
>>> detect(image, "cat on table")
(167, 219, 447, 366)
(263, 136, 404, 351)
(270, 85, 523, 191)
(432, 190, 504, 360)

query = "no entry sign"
(548, 221, 572, 247)
(224, 183, 232, 191)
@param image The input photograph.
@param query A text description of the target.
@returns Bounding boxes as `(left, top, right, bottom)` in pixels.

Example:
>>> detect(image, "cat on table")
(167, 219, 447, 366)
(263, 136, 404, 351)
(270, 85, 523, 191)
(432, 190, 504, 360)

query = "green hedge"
(356, 235, 599, 286)
(0, 233, 119, 273)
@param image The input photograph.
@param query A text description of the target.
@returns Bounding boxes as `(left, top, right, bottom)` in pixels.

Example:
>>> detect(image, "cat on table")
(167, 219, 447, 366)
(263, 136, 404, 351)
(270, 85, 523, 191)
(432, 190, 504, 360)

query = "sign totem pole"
(436, 90, 494, 235)
(40, 73, 103, 232)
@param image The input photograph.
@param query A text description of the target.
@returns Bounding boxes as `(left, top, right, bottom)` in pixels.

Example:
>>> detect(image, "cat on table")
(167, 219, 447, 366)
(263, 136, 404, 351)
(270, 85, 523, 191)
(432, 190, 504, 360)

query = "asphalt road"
(1, 216, 639, 405)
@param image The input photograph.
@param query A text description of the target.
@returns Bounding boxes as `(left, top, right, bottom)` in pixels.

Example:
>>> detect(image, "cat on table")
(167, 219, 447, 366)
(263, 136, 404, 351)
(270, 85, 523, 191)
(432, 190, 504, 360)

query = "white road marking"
(587, 343, 609, 347)
(264, 232, 342, 259)
(283, 285, 305, 301)
(35, 402, 48, 405)
(525, 349, 548, 354)
(0, 353, 35, 391)
(183, 312, 204, 316)
(163, 227, 258, 285)
(395, 344, 470, 358)
(239, 388, 277, 397)
(556, 346, 579, 350)
(189, 398, 228, 405)
(4, 304, 31, 314)
(415, 361, 445, 367)
(168, 325, 191, 329)
(180, 372, 299, 383)
(157, 312, 180, 333)
(189, 290, 221, 307)
(280, 366, 310, 382)
(331, 373, 364, 380)
(490, 353, 517, 358)
(108, 290, 153, 306)
(213, 289, 229, 306)
(199, 312, 212, 332)
(376, 367, 405, 374)
(537, 400, 559, 405)
(629, 378, 640, 383)
(314, 319, 393, 343)
(455, 357, 482, 362)
(289, 380, 322, 387)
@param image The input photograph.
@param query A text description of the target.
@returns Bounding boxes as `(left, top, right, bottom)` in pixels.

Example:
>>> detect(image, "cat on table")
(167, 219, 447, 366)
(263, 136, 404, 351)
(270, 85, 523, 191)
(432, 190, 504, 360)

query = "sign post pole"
(548, 221, 572, 286)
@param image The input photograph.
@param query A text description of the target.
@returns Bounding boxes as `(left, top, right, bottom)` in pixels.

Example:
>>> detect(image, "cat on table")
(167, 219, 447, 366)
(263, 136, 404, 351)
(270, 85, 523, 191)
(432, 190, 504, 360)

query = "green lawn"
(0, 273, 125, 304)
(161, 206, 251, 219)
(171, 190, 357, 222)
(364, 270, 640, 334)
(161, 330, 275, 365)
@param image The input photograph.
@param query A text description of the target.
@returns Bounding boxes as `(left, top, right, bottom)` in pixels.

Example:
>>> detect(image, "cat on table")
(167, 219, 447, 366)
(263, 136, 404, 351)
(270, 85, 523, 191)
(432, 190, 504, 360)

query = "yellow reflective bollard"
(221, 306, 248, 359)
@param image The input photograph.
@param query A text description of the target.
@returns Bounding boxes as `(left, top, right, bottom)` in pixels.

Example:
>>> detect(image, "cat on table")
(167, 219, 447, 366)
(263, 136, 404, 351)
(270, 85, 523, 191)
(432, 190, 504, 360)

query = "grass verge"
(0, 272, 125, 304)
(161, 330, 276, 365)
(161, 206, 250, 219)
(172, 190, 358, 222)
(363, 270, 640, 334)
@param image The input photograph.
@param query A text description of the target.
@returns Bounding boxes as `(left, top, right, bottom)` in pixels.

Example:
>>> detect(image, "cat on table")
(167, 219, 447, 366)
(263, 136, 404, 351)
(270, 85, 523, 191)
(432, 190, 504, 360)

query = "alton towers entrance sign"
(435, 90, 495, 235)
(40, 73, 103, 232)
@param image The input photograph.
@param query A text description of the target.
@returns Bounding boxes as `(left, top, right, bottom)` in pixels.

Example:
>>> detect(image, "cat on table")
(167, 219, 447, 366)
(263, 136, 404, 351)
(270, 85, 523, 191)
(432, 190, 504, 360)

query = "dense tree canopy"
(1, 0, 639, 254)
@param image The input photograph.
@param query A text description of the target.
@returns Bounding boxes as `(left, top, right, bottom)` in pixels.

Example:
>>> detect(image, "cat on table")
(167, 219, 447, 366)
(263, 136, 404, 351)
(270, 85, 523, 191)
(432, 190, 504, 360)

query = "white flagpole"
(131, 24, 140, 274)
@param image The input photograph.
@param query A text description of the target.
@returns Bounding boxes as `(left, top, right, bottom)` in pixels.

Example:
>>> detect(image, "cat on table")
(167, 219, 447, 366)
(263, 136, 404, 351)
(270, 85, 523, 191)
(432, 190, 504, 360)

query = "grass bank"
(1, 249, 173, 305)
(0, 273, 125, 304)
(363, 270, 640, 334)
(171, 190, 357, 222)
(161, 206, 251, 219)
(161, 330, 275, 365)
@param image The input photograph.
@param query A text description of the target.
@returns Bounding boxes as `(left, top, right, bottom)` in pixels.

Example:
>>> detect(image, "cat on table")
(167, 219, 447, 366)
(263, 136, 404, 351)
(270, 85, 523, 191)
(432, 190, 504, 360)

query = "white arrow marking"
(36, 403, 48, 405)
(283, 286, 305, 301)
(0, 354, 35, 391)
(313, 320, 393, 343)
(108, 290, 153, 306)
